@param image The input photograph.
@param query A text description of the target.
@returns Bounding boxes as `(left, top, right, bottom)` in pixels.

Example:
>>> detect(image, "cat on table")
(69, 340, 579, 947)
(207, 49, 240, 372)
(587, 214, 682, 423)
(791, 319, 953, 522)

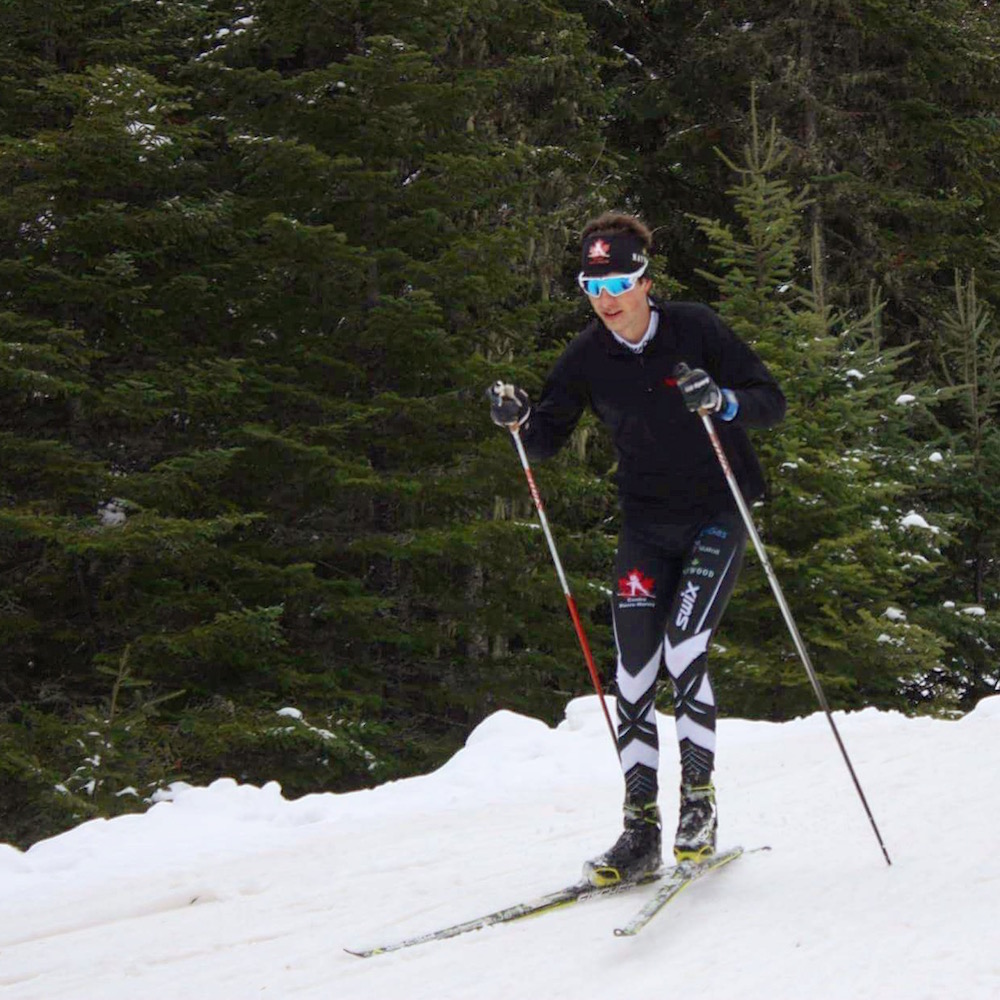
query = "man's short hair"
(581, 212, 653, 252)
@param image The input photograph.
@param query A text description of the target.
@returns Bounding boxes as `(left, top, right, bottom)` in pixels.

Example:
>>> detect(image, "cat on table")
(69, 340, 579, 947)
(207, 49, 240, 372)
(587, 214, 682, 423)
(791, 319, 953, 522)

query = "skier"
(487, 211, 785, 887)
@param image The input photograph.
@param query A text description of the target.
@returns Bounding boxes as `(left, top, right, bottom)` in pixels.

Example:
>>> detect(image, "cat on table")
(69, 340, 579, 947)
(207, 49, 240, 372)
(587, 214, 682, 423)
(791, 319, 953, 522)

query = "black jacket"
(520, 299, 786, 520)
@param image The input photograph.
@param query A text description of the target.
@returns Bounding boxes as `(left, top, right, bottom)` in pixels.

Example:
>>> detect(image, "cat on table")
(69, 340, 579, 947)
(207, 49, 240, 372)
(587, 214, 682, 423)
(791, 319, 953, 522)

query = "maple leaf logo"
(618, 568, 655, 599)
(587, 238, 611, 264)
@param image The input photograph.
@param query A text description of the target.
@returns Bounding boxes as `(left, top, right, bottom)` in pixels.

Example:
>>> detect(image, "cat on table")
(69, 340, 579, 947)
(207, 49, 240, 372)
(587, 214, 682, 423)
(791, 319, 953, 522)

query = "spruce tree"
(0, 0, 627, 843)
(196, 0, 627, 751)
(566, 0, 1000, 331)
(690, 106, 945, 718)
(907, 270, 1000, 709)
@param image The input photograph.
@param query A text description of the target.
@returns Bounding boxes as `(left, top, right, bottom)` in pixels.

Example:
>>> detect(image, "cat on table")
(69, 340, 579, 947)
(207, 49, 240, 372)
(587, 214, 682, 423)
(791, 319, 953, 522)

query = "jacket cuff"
(719, 388, 739, 421)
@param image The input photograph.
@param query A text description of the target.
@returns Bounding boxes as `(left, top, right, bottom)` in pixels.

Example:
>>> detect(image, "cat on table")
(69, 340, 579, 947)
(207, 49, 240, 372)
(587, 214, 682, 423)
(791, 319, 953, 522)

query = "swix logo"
(618, 568, 655, 601)
(674, 580, 700, 630)
(587, 239, 611, 264)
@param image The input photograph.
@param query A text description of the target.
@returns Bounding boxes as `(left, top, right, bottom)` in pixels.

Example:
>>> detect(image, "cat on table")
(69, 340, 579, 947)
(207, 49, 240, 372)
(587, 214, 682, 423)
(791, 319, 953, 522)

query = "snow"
(97, 500, 127, 527)
(2, 695, 1000, 999)
(125, 120, 172, 150)
(900, 510, 940, 534)
(611, 45, 643, 67)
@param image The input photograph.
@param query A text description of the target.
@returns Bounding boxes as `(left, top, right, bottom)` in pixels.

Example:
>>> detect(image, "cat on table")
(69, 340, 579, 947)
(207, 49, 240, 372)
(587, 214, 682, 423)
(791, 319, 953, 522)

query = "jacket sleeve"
(518, 339, 590, 461)
(702, 309, 786, 429)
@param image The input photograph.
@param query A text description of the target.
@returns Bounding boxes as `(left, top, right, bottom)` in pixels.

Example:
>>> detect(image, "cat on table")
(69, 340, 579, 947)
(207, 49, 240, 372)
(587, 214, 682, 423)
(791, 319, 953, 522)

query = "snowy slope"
(2, 695, 999, 1000)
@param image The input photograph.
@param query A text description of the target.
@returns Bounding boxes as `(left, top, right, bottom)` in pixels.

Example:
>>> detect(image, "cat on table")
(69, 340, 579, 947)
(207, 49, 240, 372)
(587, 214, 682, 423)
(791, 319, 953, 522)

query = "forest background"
(1, 0, 998, 847)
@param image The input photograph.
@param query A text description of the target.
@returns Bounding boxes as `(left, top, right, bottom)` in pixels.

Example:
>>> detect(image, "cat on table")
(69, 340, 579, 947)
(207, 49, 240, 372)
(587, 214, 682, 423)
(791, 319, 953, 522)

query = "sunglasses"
(577, 263, 648, 298)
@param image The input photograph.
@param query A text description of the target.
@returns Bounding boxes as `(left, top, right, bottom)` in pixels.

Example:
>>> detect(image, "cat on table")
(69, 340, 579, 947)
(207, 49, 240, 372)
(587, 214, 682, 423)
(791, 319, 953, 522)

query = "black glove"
(486, 381, 531, 428)
(674, 363, 723, 414)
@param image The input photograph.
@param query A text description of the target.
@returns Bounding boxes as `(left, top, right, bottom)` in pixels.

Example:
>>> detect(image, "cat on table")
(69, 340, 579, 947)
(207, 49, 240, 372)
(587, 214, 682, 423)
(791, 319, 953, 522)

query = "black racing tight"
(611, 509, 747, 805)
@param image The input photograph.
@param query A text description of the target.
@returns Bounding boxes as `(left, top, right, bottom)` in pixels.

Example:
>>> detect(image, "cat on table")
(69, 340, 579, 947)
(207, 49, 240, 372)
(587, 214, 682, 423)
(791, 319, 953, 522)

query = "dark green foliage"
(1, 0, 998, 847)
(903, 270, 1000, 709)
(0, 0, 622, 845)
(566, 1, 1000, 319)
(684, 107, 946, 719)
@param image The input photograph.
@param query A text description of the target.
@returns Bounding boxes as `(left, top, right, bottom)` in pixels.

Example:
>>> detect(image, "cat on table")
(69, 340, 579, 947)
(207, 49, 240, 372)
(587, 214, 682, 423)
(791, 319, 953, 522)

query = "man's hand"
(487, 381, 531, 428)
(674, 364, 723, 415)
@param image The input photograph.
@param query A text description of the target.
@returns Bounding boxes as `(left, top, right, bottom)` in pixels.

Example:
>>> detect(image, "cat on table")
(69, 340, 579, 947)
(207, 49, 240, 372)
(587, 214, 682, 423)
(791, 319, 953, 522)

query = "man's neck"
(617, 300, 653, 344)
(610, 301, 658, 352)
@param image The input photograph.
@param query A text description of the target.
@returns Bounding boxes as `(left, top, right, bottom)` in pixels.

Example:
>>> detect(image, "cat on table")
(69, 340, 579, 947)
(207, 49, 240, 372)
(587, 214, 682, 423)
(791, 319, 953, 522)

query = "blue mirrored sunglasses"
(577, 263, 648, 298)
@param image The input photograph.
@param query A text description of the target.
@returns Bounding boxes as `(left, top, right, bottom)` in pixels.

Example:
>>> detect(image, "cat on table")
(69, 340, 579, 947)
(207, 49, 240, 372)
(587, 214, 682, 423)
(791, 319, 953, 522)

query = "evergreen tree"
(196, 0, 628, 745)
(566, 0, 1000, 329)
(689, 106, 945, 718)
(0, 0, 627, 844)
(906, 270, 1000, 709)
(565, 0, 1000, 716)
(2, 0, 995, 848)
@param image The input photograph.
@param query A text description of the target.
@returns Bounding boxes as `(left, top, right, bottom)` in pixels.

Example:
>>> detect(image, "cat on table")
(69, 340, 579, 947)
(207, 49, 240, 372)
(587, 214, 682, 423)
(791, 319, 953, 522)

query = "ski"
(346, 868, 666, 958)
(613, 846, 747, 937)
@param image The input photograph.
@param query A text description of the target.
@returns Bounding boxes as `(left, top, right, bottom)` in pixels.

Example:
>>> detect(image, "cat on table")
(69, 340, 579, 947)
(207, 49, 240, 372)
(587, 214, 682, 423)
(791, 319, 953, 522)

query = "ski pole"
(507, 426, 619, 755)
(679, 368, 892, 866)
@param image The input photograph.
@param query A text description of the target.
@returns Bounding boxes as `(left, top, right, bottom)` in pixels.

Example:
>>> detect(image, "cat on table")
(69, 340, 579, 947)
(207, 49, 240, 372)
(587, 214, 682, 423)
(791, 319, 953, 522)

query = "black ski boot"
(583, 802, 662, 887)
(673, 782, 717, 863)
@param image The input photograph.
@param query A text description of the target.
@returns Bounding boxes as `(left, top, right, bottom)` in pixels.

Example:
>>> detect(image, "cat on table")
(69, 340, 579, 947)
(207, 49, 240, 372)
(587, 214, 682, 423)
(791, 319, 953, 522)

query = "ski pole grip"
(673, 362, 691, 379)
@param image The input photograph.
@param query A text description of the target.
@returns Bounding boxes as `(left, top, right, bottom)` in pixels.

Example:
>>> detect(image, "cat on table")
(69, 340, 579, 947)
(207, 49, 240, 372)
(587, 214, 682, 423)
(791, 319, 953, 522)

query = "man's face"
(586, 276, 652, 343)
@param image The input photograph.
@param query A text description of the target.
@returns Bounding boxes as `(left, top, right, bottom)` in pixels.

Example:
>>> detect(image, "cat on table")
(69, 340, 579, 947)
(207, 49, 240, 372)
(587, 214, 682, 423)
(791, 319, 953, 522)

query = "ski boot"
(583, 802, 662, 887)
(673, 781, 717, 863)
